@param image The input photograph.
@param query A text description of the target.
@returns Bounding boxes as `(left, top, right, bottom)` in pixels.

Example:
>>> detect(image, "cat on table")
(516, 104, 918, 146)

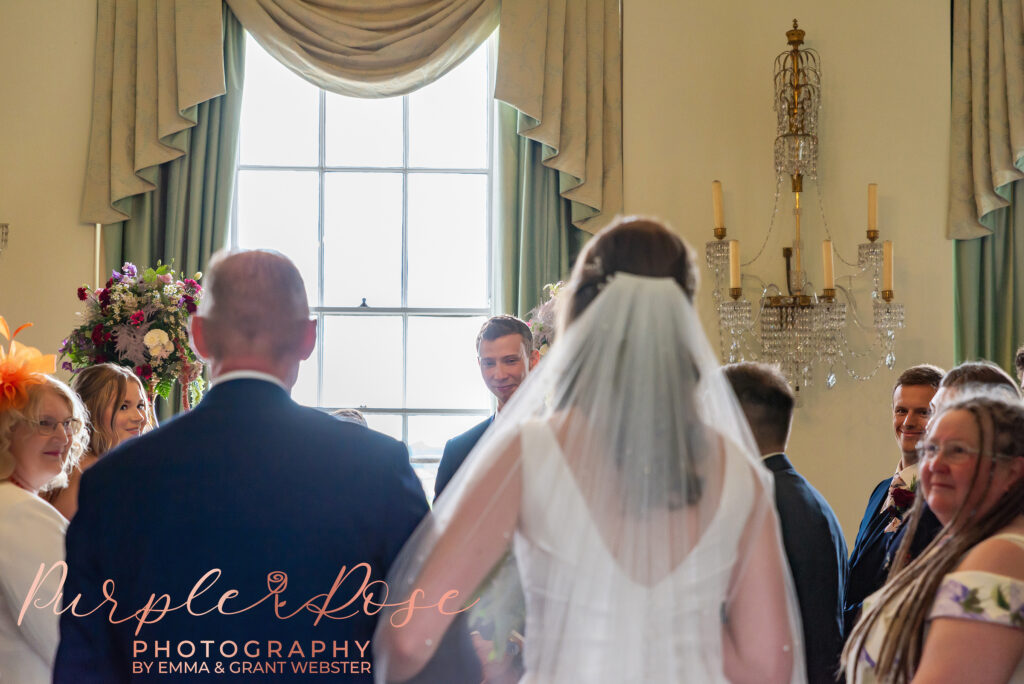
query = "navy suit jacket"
(764, 454, 848, 684)
(434, 416, 492, 500)
(844, 476, 942, 636)
(54, 379, 477, 682)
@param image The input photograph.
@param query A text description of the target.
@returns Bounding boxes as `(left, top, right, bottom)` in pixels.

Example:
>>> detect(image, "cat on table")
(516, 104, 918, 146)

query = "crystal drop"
(885, 352, 896, 369)
(826, 372, 836, 389)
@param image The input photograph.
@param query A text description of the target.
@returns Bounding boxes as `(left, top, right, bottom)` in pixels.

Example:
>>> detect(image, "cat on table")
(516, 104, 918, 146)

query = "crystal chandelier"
(705, 20, 904, 393)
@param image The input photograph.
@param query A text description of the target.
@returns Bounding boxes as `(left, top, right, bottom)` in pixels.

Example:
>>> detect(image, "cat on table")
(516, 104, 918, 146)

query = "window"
(233, 35, 495, 493)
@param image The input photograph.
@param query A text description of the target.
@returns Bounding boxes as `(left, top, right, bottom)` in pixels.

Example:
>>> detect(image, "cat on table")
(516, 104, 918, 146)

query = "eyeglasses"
(28, 418, 83, 437)
(916, 440, 979, 465)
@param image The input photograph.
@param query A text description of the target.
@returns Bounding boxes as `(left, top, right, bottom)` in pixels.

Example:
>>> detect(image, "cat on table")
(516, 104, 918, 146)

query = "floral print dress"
(848, 533, 1024, 684)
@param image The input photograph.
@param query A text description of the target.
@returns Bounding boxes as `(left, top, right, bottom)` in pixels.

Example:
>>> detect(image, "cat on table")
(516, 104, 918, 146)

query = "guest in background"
(931, 360, 1021, 411)
(725, 362, 848, 683)
(881, 360, 1024, 575)
(845, 364, 944, 635)
(434, 315, 539, 499)
(843, 391, 1024, 683)
(45, 363, 149, 520)
(0, 373, 88, 684)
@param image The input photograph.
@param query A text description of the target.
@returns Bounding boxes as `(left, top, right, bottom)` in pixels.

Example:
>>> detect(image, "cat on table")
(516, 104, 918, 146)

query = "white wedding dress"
(515, 421, 754, 683)
(375, 274, 806, 684)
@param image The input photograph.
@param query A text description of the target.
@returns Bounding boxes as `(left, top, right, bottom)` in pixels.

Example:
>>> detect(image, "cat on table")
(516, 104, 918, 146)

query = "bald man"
(55, 250, 478, 682)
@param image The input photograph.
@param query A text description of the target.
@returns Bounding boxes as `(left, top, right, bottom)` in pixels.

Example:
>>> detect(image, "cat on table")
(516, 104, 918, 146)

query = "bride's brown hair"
(559, 216, 697, 333)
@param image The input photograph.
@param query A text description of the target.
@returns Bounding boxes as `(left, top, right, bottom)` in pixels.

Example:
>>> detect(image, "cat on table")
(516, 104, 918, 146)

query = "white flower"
(144, 328, 174, 359)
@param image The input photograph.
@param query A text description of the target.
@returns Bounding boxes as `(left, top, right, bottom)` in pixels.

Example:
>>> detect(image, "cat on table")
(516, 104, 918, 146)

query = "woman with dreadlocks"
(844, 390, 1024, 683)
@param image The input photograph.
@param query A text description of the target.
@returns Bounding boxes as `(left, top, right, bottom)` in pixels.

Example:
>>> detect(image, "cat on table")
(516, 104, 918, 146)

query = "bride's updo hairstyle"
(555, 215, 706, 508)
(558, 216, 697, 334)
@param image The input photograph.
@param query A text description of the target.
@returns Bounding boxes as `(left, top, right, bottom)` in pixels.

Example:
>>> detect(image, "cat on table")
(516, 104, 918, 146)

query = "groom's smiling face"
(478, 334, 535, 410)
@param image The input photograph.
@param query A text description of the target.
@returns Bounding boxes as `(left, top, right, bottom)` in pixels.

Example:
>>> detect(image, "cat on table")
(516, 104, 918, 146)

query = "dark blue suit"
(54, 379, 476, 682)
(434, 416, 492, 500)
(764, 454, 848, 684)
(844, 476, 942, 636)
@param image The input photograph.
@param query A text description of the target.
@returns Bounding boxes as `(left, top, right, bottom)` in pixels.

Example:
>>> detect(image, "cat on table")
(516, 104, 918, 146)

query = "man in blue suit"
(725, 363, 848, 684)
(434, 316, 539, 499)
(54, 250, 477, 682)
(845, 364, 944, 637)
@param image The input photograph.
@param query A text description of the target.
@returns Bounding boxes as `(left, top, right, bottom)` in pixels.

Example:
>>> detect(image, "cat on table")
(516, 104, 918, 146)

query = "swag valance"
(80, 0, 622, 233)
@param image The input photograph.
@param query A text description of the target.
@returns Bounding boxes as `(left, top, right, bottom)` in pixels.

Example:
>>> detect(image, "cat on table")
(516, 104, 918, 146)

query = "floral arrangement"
(59, 263, 205, 409)
(0, 316, 56, 411)
(525, 281, 564, 357)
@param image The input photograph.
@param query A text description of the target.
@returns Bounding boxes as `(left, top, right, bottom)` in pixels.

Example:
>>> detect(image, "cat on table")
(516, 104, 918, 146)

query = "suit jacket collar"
(196, 377, 292, 410)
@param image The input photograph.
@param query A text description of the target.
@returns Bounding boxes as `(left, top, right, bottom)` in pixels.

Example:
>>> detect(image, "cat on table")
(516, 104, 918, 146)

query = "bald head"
(192, 250, 314, 378)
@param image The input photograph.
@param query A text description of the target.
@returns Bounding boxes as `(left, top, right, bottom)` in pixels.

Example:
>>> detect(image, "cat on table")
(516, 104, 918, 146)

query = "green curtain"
(494, 101, 588, 318)
(103, 4, 246, 418)
(953, 179, 1024, 371)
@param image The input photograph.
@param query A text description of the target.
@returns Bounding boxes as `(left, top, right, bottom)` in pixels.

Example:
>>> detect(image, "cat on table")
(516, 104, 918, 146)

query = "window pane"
(323, 172, 402, 307)
(363, 413, 403, 441)
(239, 35, 318, 166)
(409, 45, 488, 169)
(321, 316, 403, 407)
(407, 316, 490, 409)
(236, 170, 320, 304)
(407, 174, 488, 308)
(292, 337, 319, 407)
(408, 414, 489, 462)
(325, 94, 403, 167)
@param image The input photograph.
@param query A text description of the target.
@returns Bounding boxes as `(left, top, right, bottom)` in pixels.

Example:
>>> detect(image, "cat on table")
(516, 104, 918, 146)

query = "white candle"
(729, 240, 740, 289)
(883, 240, 893, 291)
(868, 183, 878, 231)
(712, 180, 724, 229)
(822, 240, 834, 290)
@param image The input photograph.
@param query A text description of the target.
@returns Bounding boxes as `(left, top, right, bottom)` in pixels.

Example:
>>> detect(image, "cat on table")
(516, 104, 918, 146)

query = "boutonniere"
(883, 475, 918, 533)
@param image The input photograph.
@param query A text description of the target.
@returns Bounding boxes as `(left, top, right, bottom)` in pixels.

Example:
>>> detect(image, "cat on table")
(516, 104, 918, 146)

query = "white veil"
(374, 271, 806, 684)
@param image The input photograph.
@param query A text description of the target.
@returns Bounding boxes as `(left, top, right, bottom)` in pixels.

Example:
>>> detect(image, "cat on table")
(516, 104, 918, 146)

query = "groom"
(54, 250, 477, 682)
(434, 315, 539, 499)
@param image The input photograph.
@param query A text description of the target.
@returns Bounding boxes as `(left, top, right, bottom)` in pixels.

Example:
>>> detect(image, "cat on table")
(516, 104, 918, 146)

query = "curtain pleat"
(103, 4, 245, 418)
(494, 102, 587, 318)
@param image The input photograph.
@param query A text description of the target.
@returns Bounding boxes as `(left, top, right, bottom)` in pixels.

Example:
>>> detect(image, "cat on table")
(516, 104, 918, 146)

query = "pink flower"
(157, 273, 173, 284)
(129, 310, 145, 326)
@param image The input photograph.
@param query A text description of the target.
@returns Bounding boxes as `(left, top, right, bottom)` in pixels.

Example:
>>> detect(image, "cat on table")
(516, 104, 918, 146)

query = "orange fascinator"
(0, 316, 56, 412)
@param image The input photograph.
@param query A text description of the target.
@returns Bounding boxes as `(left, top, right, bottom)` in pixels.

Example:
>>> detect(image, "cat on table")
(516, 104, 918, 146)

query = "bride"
(375, 217, 806, 683)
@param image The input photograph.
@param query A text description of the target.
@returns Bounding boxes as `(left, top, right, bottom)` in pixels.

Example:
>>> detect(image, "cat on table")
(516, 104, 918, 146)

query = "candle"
(729, 240, 740, 289)
(868, 183, 878, 231)
(822, 240, 834, 290)
(712, 180, 724, 229)
(883, 240, 893, 291)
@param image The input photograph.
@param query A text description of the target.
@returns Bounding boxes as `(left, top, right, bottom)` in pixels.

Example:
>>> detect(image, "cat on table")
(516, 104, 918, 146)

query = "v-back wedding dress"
(515, 420, 754, 683)
(375, 273, 806, 684)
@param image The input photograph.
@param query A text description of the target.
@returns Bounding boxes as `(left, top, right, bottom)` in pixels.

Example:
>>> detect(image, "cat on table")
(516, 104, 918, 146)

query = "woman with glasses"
(844, 391, 1024, 683)
(0, 372, 88, 684)
(46, 363, 150, 520)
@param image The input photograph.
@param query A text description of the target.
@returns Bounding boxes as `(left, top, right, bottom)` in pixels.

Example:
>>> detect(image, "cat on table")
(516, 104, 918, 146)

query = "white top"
(0, 481, 68, 684)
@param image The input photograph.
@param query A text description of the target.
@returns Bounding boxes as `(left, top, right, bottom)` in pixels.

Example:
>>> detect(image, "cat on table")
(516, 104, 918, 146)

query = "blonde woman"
(0, 374, 88, 684)
(844, 391, 1024, 683)
(46, 363, 149, 520)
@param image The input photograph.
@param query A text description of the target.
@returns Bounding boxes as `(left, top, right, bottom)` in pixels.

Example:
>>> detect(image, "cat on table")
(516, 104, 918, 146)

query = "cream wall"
(1, 1, 953, 541)
(0, 0, 96, 358)
(624, 1, 953, 543)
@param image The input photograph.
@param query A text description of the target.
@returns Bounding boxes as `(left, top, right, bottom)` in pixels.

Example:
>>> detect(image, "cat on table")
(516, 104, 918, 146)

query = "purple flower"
(122, 262, 138, 278)
(110, 270, 123, 281)
(62, 361, 73, 372)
